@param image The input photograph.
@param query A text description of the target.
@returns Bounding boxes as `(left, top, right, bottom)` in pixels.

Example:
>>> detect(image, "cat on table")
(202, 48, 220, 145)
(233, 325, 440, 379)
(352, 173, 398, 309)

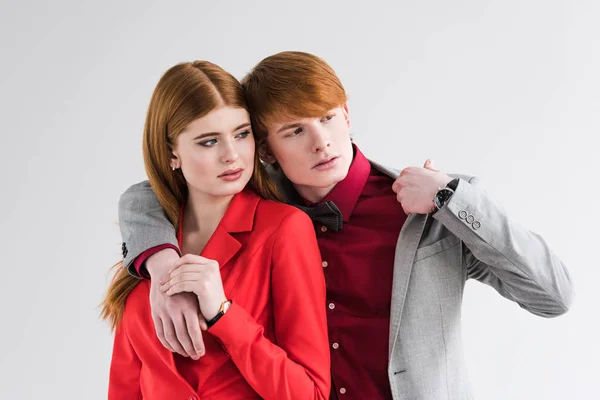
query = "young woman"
(101, 61, 330, 400)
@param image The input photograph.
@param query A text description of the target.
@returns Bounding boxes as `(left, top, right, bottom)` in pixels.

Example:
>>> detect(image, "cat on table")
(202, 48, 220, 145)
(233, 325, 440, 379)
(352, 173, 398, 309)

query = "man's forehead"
(268, 111, 331, 127)
(270, 114, 311, 126)
(266, 114, 318, 134)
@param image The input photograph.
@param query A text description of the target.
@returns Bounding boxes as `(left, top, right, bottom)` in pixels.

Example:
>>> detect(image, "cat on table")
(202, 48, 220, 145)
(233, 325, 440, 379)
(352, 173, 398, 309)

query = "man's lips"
(312, 156, 339, 169)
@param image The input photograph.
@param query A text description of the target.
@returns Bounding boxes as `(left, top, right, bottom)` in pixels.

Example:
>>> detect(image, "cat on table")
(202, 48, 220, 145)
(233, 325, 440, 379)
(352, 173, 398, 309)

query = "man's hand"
(146, 249, 207, 360)
(392, 159, 453, 215)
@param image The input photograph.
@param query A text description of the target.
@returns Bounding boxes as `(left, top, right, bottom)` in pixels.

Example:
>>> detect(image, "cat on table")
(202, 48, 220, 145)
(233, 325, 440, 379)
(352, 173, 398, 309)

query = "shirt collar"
(313, 144, 370, 222)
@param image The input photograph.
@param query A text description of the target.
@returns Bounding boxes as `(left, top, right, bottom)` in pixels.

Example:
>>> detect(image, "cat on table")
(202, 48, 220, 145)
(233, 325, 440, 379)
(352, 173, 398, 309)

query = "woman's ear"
(170, 151, 181, 170)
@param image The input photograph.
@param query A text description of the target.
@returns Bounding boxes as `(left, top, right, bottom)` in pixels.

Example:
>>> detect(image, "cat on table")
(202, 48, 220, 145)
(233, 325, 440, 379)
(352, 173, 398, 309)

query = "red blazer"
(109, 189, 330, 400)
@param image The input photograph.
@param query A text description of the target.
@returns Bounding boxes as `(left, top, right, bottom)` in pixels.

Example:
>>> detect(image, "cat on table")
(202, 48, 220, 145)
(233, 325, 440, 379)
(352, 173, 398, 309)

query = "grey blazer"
(118, 160, 574, 400)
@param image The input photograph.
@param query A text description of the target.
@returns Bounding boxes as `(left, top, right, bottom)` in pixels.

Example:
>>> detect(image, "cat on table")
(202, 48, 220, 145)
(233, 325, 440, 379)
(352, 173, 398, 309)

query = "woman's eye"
(199, 139, 217, 147)
(322, 115, 334, 122)
(236, 130, 251, 139)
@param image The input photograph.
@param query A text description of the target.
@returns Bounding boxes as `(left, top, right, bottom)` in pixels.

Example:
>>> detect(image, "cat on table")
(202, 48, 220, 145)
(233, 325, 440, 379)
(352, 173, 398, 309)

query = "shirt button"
(189, 396, 198, 400)
(322, 261, 328, 268)
(332, 342, 339, 349)
(340, 388, 347, 394)
(328, 303, 335, 310)
(320, 226, 328, 232)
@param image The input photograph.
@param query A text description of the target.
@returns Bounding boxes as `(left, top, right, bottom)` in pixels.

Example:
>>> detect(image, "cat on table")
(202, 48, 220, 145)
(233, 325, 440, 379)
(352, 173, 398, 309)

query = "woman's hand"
(160, 253, 227, 321)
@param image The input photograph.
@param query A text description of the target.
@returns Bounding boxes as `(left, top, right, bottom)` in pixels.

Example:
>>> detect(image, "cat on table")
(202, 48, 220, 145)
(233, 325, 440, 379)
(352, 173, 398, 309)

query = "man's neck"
(293, 182, 337, 204)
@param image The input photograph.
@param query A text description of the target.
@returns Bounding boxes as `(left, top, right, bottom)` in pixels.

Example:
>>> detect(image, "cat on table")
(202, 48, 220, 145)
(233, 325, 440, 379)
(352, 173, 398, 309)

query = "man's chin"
(309, 171, 348, 189)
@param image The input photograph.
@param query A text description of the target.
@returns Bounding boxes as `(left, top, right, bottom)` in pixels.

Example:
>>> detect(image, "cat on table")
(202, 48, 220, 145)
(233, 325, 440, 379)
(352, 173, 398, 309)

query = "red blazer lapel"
(178, 189, 261, 298)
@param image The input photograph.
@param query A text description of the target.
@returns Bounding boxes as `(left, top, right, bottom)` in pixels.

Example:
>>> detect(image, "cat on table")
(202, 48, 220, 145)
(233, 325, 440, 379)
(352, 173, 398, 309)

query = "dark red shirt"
(311, 146, 406, 400)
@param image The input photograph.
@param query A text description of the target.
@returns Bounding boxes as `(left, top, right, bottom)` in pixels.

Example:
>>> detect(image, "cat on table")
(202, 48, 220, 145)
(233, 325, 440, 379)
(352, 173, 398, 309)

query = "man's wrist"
(146, 248, 179, 279)
(437, 175, 454, 190)
(432, 178, 459, 213)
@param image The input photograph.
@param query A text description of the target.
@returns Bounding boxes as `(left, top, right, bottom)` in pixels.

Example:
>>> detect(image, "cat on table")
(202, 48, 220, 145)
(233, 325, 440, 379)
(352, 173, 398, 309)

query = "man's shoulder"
(119, 180, 154, 203)
(367, 158, 474, 182)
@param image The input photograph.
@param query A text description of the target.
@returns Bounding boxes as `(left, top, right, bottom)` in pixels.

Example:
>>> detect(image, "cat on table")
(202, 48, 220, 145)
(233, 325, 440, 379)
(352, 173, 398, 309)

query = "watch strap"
(206, 300, 232, 328)
(432, 178, 459, 213)
(446, 178, 459, 191)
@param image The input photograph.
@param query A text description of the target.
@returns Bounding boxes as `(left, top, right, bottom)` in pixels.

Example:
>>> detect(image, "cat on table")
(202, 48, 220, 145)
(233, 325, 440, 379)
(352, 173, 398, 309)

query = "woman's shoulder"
(255, 198, 312, 228)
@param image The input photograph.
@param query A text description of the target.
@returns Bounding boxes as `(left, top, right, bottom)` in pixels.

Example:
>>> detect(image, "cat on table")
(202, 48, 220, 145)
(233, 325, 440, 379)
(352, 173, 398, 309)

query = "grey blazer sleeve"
(433, 176, 574, 317)
(118, 181, 179, 275)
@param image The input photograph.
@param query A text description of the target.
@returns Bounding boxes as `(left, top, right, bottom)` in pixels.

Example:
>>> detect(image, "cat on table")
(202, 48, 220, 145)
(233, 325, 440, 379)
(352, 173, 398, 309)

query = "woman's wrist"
(202, 295, 229, 320)
(205, 299, 232, 328)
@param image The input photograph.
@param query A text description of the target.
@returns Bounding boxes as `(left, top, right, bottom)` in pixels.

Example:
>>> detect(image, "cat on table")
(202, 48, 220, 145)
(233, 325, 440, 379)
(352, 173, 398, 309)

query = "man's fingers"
(173, 315, 197, 359)
(424, 159, 438, 171)
(152, 315, 174, 352)
(184, 312, 206, 357)
(392, 176, 405, 193)
(392, 180, 399, 193)
(198, 313, 208, 331)
(163, 319, 188, 357)
(401, 203, 411, 215)
(396, 191, 403, 205)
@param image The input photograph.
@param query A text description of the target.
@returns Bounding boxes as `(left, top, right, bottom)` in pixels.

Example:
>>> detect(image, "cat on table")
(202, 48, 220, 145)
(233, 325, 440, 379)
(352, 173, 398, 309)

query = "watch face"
(435, 188, 454, 209)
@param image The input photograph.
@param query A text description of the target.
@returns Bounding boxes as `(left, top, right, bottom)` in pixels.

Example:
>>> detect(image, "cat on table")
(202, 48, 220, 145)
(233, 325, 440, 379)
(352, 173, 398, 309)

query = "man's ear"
(342, 103, 351, 129)
(258, 141, 277, 164)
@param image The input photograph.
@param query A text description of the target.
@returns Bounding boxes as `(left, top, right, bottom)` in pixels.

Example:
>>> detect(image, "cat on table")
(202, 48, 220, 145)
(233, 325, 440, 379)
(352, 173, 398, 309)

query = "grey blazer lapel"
(387, 213, 428, 357)
(368, 159, 428, 356)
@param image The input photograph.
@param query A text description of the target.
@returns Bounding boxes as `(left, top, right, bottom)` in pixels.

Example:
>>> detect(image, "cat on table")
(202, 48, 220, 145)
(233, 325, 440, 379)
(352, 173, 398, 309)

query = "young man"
(117, 52, 573, 399)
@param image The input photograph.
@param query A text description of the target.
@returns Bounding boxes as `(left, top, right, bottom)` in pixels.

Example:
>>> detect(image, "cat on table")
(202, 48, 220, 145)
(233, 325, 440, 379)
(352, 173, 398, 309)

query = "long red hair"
(101, 61, 281, 330)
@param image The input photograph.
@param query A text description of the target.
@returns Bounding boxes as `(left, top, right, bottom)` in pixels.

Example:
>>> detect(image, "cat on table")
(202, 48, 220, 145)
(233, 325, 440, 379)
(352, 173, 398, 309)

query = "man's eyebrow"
(276, 122, 302, 134)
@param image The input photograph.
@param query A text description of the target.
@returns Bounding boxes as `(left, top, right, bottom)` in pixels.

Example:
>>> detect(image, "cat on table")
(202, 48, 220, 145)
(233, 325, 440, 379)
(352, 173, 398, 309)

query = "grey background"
(0, 0, 597, 398)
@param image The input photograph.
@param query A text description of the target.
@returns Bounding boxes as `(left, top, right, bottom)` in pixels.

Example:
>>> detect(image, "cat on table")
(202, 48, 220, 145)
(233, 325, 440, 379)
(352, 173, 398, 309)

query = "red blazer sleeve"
(209, 210, 330, 400)
(108, 321, 142, 400)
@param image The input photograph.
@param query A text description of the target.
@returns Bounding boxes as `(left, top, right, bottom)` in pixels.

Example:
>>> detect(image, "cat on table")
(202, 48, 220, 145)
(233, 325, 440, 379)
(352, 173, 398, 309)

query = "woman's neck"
(181, 189, 235, 255)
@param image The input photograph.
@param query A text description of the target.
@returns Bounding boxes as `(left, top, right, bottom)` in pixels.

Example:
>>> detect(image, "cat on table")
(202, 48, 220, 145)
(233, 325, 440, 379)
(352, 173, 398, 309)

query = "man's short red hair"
(242, 51, 347, 141)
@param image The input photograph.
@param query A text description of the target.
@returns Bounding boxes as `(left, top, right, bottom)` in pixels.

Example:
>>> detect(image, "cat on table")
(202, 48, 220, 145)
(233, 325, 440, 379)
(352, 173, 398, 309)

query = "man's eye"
(284, 127, 303, 138)
(322, 115, 334, 122)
